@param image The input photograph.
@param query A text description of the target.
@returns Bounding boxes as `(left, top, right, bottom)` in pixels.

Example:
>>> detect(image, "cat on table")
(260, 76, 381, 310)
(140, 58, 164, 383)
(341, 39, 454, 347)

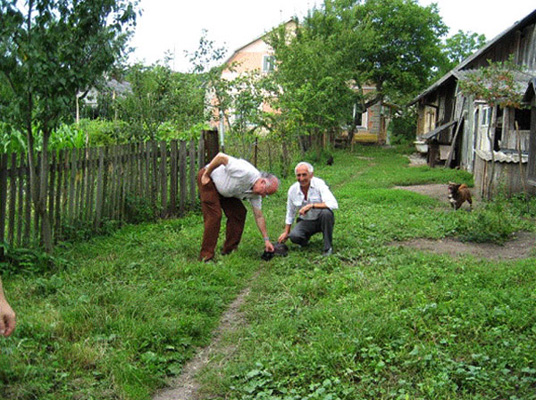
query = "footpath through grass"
(1, 146, 536, 399)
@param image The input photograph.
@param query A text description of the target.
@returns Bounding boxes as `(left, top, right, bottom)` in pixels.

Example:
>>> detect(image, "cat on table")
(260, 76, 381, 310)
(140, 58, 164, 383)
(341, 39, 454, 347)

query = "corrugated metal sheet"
(475, 149, 528, 163)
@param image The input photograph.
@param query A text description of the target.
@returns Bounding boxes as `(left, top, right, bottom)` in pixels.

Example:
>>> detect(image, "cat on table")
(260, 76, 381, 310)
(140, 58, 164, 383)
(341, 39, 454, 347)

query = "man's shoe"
(323, 247, 333, 256)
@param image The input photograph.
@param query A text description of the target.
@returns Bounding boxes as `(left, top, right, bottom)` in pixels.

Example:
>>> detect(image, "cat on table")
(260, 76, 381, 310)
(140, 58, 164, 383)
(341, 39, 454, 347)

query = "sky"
(128, 0, 536, 72)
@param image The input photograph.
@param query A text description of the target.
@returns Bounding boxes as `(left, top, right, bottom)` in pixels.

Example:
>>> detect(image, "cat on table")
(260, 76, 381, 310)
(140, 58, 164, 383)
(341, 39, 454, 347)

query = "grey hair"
(260, 172, 279, 189)
(295, 162, 314, 174)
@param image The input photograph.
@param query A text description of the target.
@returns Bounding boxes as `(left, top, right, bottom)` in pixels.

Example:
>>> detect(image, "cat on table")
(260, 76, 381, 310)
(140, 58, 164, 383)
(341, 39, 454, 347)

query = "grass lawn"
(1, 146, 536, 399)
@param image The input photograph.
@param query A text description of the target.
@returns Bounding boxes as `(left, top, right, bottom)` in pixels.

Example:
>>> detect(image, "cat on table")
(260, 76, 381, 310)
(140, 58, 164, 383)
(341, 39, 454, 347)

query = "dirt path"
(152, 282, 252, 400)
(393, 183, 536, 259)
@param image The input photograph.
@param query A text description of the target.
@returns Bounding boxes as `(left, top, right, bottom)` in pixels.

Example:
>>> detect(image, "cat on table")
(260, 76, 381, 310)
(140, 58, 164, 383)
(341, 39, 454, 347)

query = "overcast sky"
(127, 0, 536, 72)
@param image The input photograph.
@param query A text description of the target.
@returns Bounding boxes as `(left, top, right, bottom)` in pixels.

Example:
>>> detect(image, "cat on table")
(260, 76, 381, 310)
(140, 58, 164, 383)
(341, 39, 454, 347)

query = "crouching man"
(278, 162, 338, 256)
(198, 152, 279, 262)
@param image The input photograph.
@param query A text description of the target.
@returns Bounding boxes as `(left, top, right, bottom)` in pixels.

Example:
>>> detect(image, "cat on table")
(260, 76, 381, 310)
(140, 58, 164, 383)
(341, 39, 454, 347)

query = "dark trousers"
(197, 168, 247, 261)
(288, 209, 334, 252)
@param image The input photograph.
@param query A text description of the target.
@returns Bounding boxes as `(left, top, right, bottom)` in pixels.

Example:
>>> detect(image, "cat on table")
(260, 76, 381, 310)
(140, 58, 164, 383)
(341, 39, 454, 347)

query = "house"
(213, 20, 393, 146)
(411, 8, 536, 197)
(209, 20, 297, 135)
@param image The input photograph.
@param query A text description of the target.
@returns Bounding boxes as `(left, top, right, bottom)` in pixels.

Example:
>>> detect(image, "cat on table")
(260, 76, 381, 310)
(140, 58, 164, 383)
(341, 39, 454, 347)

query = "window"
(262, 55, 275, 73)
(481, 106, 492, 126)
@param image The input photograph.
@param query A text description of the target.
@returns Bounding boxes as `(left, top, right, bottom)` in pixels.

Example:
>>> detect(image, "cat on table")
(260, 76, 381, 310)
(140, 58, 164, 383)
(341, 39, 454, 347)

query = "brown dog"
(448, 182, 472, 210)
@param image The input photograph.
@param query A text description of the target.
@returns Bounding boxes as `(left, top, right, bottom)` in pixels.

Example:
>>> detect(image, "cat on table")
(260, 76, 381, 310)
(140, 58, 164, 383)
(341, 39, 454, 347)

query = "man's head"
(252, 173, 279, 197)
(295, 162, 314, 188)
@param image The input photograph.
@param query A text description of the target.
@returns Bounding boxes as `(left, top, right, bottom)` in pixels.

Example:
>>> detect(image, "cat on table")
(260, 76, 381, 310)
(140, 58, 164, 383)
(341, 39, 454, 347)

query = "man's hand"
(278, 232, 289, 243)
(299, 203, 314, 216)
(201, 171, 211, 185)
(0, 301, 16, 337)
(265, 240, 275, 252)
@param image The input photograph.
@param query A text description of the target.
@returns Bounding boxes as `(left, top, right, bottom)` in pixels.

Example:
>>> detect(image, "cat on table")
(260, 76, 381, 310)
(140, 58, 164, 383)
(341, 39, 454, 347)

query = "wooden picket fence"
(0, 137, 214, 252)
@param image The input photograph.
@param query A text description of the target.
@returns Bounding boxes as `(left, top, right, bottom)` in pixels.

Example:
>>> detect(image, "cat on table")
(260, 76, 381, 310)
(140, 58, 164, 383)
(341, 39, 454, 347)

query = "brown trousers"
(197, 168, 247, 261)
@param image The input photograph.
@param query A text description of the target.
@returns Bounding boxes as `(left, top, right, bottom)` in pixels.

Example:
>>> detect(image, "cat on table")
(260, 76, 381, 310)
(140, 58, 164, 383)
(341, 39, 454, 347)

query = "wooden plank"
(189, 139, 196, 206)
(169, 140, 178, 216)
(159, 141, 167, 216)
(23, 161, 32, 245)
(144, 142, 151, 203)
(16, 155, 25, 247)
(68, 148, 77, 221)
(0, 154, 7, 259)
(33, 156, 40, 245)
(88, 147, 96, 221)
(48, 151, 56, 238)
(179, 141, 187, 215)
(94, 147, 105, 229)
(8, 153, 17, 245)
(54, 150, 64, 239)
(151, 141, 159, 210)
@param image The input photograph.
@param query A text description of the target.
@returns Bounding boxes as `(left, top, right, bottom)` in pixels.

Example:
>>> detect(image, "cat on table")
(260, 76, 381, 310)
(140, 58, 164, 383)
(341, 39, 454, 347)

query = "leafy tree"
(269, 0, 448, 147)
(0, 0, 137, 252)
(268, 17, 356, 152)
(437, 30, 487, 76)
(116, 63, 206, 141)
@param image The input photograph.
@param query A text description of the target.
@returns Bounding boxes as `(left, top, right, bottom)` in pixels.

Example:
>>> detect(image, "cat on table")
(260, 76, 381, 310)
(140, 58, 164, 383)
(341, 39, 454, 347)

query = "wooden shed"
(411, 8, 536, 198)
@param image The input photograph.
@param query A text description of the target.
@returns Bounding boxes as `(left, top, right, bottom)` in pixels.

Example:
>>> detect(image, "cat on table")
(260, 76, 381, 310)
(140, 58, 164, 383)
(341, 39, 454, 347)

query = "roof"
(411, 8, 536, 105)
(222, 19, 297, 67)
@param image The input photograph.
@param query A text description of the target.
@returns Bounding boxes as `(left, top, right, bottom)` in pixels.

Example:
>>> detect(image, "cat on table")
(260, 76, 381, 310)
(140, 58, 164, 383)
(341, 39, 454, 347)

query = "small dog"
(447, 182, 473, 210)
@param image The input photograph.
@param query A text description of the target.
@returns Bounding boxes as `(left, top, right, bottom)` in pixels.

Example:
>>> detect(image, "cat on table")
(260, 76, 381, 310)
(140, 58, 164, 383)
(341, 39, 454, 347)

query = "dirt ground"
(394, 173, 536, 260)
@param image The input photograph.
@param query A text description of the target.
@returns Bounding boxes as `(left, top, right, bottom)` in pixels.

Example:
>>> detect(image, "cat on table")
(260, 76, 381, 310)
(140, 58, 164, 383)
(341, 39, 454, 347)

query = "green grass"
(1, 145, 536, 399)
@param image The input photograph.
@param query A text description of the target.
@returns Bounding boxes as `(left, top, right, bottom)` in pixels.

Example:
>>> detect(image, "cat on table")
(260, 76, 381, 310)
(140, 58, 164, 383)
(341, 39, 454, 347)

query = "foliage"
(0, 123, 26, 153)
(0, 242, 59, 275)
(116, 64, 206, 141)
(389, 108, 418, 145)
(436, 30, 487, 76)
(459, 56, 528, 108)
(79, 118, 131, 146)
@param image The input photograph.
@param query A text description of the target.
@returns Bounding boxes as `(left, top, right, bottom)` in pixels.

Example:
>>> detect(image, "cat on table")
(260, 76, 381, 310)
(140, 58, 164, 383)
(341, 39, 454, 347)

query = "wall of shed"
(474, 155, 535, 197)
(529, 104, 536, 187)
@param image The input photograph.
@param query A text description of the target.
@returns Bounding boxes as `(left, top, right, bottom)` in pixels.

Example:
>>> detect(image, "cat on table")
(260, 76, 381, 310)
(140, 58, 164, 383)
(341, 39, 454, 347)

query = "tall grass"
(1, 145, 535, 399)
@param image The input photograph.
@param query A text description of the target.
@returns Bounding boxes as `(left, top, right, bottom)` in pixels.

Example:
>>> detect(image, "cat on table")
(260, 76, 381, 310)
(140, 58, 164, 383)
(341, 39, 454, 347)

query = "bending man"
(278, 161, 338, 256)
(198, 152, 279, 261)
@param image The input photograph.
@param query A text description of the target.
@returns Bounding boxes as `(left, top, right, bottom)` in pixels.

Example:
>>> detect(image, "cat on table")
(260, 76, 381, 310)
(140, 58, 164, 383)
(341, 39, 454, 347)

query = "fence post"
(202, 129, 219, 165)
(0, 154, 7, 261)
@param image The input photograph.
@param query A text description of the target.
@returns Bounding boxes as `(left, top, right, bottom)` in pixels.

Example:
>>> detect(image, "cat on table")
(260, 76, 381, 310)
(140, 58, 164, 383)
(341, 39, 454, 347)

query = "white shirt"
(210, 156, 262, 209)
(285, 177, 338, 225)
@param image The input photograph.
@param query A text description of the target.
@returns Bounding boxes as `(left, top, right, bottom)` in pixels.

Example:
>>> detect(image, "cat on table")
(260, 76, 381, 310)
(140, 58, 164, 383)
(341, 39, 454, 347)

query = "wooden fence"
(0, 135, 218, 252)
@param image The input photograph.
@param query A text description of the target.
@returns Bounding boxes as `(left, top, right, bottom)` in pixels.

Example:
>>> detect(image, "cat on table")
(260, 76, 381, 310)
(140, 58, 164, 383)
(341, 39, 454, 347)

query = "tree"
(269, 0, 448, 147)
(268, 17, 356, 152)
(116, 63, 206, 141)
(436, 30, 487, 76)
(0, 0, 137, 252)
